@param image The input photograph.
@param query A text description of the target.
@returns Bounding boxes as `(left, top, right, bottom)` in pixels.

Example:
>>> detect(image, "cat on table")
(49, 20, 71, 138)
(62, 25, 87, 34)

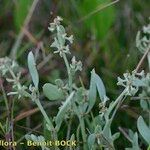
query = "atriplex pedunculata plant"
(0, 17, 150, 150)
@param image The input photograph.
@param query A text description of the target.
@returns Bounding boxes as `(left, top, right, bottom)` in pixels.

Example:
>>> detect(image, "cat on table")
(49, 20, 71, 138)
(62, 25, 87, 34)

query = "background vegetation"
(0, 0, 149, 149)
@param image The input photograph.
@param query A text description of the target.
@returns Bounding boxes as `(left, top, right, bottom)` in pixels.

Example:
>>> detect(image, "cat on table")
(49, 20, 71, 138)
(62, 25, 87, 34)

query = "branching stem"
(62, 53, 72, 92)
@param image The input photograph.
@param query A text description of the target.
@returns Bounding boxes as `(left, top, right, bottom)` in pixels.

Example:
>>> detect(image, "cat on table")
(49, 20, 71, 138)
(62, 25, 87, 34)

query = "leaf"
(14, 0, 32, 32)
(112, 132, 120, 141)
(43, 83, 64, 101)
(87, 69, 97, 113)
(102, 119, 111, 140)
(87, 69, 107, 113)
(140, 99, 148, 111)
(137, 116, 150, 145)
(55, 91, 75, 130)
(78, 0, 116, 39)
(148, 53, 150, 71)
(88, 134, 96, 149)
(125, 132, 140, 150)
(27, 51, 39, 88)
(94, 71, 107, 102)
(132, 133, 140, 149)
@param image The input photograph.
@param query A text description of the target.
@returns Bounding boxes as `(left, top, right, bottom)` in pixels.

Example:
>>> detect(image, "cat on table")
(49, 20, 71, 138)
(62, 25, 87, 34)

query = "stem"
(66, 118, 72, 140)
(62, 53, 75, 148)
(4, 66, 16, 150)
(10, 98, 15, 150)
(0, 83, 9, 111)
(65, 118, 72, 150)
(35, 99, 57, 140)
(109, 89, 127, 118)
(6, 65, 22, 90)
(62, 53, 72, 92)
(6, 66, 17, 79)
(79, 117, 87, 150)
(76, 124, 80, 145)
(111, 95, 127, 121)
(118, 127, 132, 142)
(135, 46, 150, 72)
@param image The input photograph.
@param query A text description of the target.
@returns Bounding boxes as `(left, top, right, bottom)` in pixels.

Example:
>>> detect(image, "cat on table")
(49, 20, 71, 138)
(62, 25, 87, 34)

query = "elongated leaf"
(87, 69, 107, 113)
(137, 116, 150, 144)
(132, 133, 140, 149)
(112, 132, 120, 141)
(88, 134, 96, 149)
(102, 119, 111, 140)
(55, 91, 75, 130)
(94, 71, 107, 102)
(87, 69, 97, 113)
(43, 83, 64, 101)
(27, 51, 39, 88)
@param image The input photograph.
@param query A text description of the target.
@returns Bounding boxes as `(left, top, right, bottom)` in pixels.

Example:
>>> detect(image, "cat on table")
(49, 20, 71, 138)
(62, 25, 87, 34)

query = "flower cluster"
(0, 57, 29, 99)
(0, 57, 18, 76)
(48, 16, 73, 57)
(117, 70, 145, 96)
(70, 56, 82, 72)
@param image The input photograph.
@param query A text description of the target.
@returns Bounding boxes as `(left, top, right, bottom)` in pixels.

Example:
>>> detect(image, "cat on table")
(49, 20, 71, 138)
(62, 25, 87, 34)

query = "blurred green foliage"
(0, 0, 150, 149)
(77, 0, 116, 39)
(14, 0, 32, 32)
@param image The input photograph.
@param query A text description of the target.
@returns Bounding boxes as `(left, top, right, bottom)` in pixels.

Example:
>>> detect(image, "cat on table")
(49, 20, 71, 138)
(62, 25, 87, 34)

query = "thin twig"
(118, 127, 132, 142)
(14, 101, 60, 122)
(23, 27, 38, 44)
(0, 80, 9, 110)
(16, 123, 42, 144)
(135, 47, 150, 72)
(37, 53, 52, 70)
(15, 124, 42, 135)
(78, 0, 119, 23)
(131, 96, 150, 100)
(22, 28, 53, 70)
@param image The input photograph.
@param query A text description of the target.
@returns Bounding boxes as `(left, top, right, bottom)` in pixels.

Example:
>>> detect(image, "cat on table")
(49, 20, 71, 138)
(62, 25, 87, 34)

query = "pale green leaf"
(87, 69, 97, 113)
(27, 51, 39, 88)
(137, 116, 150, 145)
(112, 132, 120, 141)
(55, 91, 75, 130)
(140, 99, 148, 111)
(43, 83, 64, 101)
(88, 134, 96, 149)
(94, 71, 107, 102)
